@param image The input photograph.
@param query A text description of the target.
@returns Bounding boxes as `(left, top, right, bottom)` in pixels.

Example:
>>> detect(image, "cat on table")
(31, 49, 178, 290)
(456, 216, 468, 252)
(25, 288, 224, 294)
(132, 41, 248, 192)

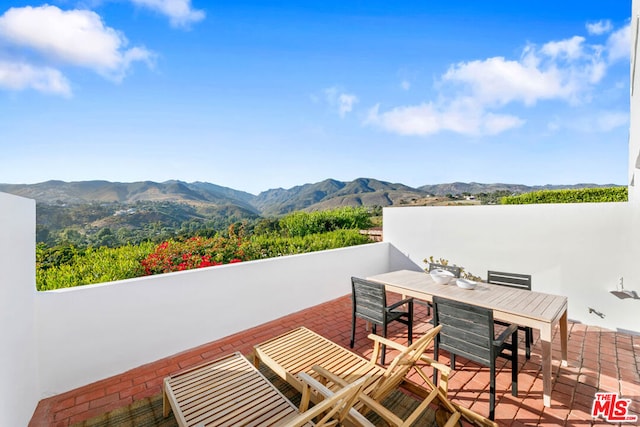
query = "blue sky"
(0, 1, 632, 194)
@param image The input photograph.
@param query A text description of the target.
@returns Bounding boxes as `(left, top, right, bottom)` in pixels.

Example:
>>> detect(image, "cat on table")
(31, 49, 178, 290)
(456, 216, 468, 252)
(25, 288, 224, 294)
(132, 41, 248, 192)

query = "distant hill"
(253, 178, 425, 215)
(418, 182, 621, 196)
(0, 178, 623, 246)
(0, 178, 623, 215)
(0, 180, 260, 213)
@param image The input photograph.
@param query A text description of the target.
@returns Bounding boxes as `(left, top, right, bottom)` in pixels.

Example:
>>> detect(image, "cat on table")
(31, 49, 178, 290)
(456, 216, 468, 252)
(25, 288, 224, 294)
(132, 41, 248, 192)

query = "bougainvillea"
(140, 225, 249, 275)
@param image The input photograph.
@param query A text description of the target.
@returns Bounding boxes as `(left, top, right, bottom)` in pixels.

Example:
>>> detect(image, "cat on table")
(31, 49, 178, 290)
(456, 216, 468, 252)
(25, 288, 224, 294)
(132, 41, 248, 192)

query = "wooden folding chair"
(254, 327, 497, 427)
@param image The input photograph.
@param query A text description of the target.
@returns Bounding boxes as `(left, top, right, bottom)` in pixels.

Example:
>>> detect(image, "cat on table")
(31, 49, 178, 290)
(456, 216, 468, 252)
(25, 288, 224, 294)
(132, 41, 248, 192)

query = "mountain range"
(0, 178, 621, 216)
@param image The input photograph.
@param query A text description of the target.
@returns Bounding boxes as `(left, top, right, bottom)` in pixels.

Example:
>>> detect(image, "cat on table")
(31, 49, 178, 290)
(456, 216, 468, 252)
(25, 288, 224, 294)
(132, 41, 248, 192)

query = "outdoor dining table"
(367, 269, 568, 407)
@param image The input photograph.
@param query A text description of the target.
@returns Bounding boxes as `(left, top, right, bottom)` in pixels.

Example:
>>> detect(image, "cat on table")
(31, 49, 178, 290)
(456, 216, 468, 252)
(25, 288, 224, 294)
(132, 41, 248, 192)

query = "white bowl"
(456, 278, 477, 290)
(430, 269, 455, 285)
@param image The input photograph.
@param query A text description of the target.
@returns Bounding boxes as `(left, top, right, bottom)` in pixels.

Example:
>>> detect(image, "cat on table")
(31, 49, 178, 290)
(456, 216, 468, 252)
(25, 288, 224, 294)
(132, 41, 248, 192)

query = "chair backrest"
(351, 277, 387, 324)
(429, 263, 461, 278)
(371, 325, 442, 401)
(487, 271, 531, 290)
(432, 296, 495, 367)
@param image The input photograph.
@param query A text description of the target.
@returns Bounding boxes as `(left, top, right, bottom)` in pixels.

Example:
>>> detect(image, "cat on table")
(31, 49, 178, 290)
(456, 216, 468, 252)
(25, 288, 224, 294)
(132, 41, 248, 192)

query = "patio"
(0, 3, 636, 424)
(30, 294, 640, 427)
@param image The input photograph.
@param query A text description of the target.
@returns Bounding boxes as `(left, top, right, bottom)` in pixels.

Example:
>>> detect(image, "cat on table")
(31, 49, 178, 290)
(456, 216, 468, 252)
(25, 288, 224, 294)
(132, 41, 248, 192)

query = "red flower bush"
(141, 226, 249, 275)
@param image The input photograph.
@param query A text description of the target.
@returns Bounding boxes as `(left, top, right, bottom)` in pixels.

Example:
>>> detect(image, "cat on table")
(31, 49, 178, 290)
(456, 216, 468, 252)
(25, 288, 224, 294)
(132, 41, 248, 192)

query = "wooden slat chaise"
(253, 327, 497, 427)
(163, 351, 374, 427)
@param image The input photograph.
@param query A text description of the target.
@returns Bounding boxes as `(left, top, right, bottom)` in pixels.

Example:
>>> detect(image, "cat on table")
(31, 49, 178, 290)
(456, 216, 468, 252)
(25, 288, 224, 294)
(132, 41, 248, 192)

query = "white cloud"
(0, 61, 71, 96)
(0, 5, 155, 83)
(606, 23, 631, 62)
(365, 102, 524, 137)
(541, 36, 586, 60)
(442, 55, 571, 106)
(367, 23, 627, 138)
(366, 103, 439, 136)
(483, 113, 526, 135)
(547, 111, 628, 133)
(324, 87, 358, 118)
(130, 0, 205, 28)
(586, 20, 613, 35)
(338, 93, 358, 117)
(443, 36, 609, 107)
(400, 80, 411, 90)
(595, 111, 628, 131)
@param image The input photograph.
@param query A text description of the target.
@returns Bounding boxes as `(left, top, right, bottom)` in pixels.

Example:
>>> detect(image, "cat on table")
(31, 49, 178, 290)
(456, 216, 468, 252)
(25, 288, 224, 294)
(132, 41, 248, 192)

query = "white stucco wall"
(383, 203, 638, 333)
(36, 241, 391, 396)
(0, 193, 39, 426)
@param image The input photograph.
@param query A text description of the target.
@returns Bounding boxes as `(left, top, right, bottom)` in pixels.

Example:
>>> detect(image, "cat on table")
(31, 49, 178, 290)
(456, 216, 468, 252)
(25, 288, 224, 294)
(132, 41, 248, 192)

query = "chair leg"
(433, 342, 439, 386)
(525, 327, 532, 359)
(407, 304, 413, 345)
(350, 313, 356, 348)
(489, 364, 496, 421)
(511, 329, 519, 397)
(381, 322, 388, 365)
(451, 353, 456, 370)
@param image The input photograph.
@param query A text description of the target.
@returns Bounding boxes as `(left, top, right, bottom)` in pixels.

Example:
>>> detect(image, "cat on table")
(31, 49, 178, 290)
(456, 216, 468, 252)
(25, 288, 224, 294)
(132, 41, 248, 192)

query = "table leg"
(540, 325, 552, 407)
(560, 309, 568, 367)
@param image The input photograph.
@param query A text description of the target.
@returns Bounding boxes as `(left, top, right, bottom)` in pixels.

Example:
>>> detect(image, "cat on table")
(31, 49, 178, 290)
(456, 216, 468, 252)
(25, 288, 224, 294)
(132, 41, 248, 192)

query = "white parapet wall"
(35, 241, 392, 397)
(0, 193, 39, 427)
(383, 202, 639, 334)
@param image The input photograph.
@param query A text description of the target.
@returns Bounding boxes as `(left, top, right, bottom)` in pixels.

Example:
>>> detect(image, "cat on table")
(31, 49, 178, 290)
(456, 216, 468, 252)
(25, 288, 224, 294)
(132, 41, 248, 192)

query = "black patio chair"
(488, 270, 534, 359)
(350, 276, 413, 365)
(432, 296, 518, 420)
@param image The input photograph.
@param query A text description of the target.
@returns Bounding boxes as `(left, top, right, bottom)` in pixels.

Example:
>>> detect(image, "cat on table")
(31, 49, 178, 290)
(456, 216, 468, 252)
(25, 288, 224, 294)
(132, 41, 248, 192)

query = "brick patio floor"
(29, 294, 640, 427)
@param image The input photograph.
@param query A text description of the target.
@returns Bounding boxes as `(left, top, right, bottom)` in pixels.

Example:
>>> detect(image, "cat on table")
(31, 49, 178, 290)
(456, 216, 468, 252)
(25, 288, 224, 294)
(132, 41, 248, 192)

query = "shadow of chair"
(350, 276, 413, 365)
(487, 270, 533, 359)
(432, 296, 518, 421)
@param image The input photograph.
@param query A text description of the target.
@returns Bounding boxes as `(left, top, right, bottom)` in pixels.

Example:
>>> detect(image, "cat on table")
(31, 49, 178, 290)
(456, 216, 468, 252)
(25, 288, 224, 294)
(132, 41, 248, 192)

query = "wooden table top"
(368, 269, 567, 325)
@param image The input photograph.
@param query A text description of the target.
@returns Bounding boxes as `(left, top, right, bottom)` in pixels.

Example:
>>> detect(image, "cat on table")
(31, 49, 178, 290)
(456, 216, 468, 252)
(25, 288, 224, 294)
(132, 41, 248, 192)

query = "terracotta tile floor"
(30, 294, 640, 427)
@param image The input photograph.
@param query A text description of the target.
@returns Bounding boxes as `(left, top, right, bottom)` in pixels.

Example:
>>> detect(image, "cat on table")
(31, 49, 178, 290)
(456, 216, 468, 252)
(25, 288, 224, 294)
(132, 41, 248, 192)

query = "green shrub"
(500, 187, 627, 205)
(279, 206, 372, 237)
(36, 227, 372, 290)
(248, 229, 371, 258)
(36, 242, 155, 290)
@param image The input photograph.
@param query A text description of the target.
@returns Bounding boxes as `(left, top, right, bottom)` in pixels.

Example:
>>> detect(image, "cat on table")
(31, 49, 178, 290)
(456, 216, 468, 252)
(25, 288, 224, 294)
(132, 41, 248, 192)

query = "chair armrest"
(420, 355, 452, 376)
(367, 333, 407, 352)
(368, 334, 450, 372)
(494, 323, 518, 347)
(386, 297, 413, 311)
(311, 365, 349, 387)
(298, 372, 337, 398)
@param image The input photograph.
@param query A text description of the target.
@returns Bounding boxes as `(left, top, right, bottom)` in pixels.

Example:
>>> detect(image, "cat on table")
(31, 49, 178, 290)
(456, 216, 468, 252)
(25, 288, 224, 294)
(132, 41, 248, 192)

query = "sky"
(0, 0, 633, 195)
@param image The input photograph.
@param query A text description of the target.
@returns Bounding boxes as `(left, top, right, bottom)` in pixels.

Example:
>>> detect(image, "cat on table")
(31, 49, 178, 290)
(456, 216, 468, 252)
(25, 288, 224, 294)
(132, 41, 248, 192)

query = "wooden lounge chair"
(163, 351, 374, 427)
(254, 327, 497, 427)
